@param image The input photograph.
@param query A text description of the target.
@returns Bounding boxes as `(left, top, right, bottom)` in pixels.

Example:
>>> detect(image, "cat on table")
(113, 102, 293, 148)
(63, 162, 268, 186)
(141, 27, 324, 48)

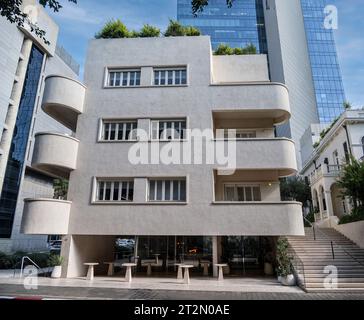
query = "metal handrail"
(19, 256, 42, 278)
(303, 216, 364, 268)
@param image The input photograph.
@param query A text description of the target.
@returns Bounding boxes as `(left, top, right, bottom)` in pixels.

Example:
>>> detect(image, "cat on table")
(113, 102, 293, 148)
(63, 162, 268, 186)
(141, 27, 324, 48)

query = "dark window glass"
(0, 45, 44, 238)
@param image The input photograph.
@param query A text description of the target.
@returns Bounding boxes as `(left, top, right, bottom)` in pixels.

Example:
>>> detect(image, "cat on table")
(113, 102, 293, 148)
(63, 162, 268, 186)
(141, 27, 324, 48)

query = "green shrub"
(138, 24, 161, 38)
(214, 44, 234, 55)
(276, 237, 293, 277)
(48, 254, 64, 267)
(28, 252, 51, 268)
(184, 26, 201, 36)
(95, 19, 130, 39)
(339, 207, 364, 225)
(214, 43, 257, 55)
(165, 20, 186, 37)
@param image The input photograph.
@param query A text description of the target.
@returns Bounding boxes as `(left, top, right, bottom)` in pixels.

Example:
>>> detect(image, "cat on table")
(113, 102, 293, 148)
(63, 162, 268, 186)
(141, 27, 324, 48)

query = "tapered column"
(212, 236, 218, 277)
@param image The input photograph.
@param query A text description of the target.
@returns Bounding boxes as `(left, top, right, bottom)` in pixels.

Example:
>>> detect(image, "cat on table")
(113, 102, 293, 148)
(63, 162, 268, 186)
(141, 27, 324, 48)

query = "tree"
(184, 25, 201, 36)
(192, 0, 234, 15)
(0, 0, 77, 44)
(214, 43, 257, 55)
(54, 179, 69, 200)
(95, 19, 130, 39)
(337, 157, 364, 210)
(138, 24, 161, 38)
(164, 20, 186, 37)
(343, 101, 352, 110)
(164, 20, 201, 37)
(280, 176, 312, 205)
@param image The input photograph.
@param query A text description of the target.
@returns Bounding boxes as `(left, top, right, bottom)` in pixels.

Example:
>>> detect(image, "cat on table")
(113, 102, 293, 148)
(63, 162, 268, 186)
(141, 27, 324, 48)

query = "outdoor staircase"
(287, 227, 364, 292)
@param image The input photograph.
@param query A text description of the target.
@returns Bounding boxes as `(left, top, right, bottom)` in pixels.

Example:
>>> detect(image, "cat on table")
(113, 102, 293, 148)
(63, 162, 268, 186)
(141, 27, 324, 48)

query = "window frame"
(106, 69, 141, 88)
(153, 67, 188, 86)
(150, 119, 187, 141)
(100, 119, 138, 142)
(148, 178, 187, 203)
(96, 179, 134, 202)
(223, 183, 262, 202)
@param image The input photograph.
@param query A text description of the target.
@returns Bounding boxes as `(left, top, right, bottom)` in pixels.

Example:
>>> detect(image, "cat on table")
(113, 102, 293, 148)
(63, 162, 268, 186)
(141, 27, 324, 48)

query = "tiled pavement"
(1, 284, 364, 300)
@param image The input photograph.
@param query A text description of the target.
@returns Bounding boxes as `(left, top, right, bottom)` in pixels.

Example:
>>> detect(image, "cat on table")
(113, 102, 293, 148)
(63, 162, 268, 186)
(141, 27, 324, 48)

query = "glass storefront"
(114, 236, 212, 275)
(113, 236, 268, 277)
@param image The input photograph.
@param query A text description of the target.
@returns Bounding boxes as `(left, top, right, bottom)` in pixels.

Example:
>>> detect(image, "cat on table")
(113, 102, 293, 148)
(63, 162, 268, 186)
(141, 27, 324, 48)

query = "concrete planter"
(51, 266, 62, 278)
(281, 274, 296, 286)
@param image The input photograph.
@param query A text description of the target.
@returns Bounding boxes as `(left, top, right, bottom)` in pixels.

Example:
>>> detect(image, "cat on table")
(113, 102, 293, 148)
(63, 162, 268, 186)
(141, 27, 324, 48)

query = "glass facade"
(177, 0, 268, 52)
(300, 0, 345, 123)
(0, 45, 44, 238)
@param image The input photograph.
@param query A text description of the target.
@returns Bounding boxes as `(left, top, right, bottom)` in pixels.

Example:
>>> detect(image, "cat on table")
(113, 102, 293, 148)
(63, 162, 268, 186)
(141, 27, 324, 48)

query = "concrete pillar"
(325, 190, 334, 217)
(212, 236, 218, 277)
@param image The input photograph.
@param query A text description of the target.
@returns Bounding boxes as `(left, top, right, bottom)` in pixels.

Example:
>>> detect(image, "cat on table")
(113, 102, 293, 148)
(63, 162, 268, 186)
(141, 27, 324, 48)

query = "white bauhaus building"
(20, 36, 304, 278)
(301, 110, 364, 225)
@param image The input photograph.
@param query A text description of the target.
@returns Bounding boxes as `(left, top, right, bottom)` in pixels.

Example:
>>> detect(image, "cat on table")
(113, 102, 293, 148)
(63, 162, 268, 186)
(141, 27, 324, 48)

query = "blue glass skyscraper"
(178, 0, 346, 125)
(177, 0, 267, 53)
(300, 0, 346, 123)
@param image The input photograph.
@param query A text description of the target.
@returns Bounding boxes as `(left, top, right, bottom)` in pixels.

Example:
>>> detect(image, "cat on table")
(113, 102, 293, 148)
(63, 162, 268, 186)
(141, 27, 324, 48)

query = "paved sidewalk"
(0, 276, 364, 300)
(0, 276, 303, 293)
(1, 284, 364, 300)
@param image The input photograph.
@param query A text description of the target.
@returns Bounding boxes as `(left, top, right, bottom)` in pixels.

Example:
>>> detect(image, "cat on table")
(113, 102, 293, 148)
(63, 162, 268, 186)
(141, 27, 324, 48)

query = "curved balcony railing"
(32, 132, 79, 178)
(42, 75, 86, 131)
(210, 83, 291, 125)
(21, 198, 71, 235)
(216, 138, 297, 177)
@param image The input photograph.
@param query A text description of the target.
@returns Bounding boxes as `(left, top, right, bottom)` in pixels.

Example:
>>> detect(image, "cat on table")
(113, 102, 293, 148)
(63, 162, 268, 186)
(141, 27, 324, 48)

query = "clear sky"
(48, 0, 364, 107)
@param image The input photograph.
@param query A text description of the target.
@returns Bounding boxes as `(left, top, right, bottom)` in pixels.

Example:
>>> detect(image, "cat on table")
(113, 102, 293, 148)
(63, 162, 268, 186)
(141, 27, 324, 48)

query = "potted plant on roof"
(48, 254, 64, 279)
(276, 237, 295, 286)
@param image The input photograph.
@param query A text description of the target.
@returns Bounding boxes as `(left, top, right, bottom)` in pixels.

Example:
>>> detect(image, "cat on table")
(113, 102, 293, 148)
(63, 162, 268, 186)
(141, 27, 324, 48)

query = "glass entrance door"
(221, 236, 263, 276)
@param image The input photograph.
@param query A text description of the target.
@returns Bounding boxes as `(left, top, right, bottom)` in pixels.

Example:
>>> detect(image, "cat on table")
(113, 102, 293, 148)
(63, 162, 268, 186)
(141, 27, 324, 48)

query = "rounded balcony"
(32, 132, 79, 178)
(210, 83, 291, 125)
(21, 199, 71, 235)
(42, 75, 86, 131)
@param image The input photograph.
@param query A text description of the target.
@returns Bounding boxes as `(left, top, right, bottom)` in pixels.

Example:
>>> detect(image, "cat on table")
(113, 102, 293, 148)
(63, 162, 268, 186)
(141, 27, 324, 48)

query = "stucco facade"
(21, 36, 304, 278)
(301, 110, 364, 223)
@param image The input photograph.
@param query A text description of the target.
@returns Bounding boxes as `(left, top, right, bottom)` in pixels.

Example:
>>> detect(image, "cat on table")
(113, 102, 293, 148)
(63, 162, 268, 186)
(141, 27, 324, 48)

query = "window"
(154, 68, 187, 86)
(223, 129, 257, 139)
(224, 184, 261, 202)
(108, 70, 141, 87)
(97, 180, 134, 202)
(151, 119, 186, 140)
(148, 179, 187, 202)
(102, 121, 138, 141)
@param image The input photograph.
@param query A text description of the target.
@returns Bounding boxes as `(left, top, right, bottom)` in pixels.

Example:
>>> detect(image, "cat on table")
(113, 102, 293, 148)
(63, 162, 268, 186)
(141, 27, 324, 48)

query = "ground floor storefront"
(61, 235, 277, 279)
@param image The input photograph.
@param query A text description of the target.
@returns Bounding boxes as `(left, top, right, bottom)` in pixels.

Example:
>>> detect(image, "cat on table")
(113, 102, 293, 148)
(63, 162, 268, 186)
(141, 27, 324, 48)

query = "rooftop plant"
(164, 20, 201, 37)
(214, 43, 257, 55)
(95, 19, 200, 39)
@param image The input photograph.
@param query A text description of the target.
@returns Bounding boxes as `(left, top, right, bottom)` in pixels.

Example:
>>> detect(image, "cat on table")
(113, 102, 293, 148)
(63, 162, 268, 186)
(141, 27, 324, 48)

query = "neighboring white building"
(300, 110, 364, 224)
(20, 36, 304, 278)
(0, 0, 79, 252)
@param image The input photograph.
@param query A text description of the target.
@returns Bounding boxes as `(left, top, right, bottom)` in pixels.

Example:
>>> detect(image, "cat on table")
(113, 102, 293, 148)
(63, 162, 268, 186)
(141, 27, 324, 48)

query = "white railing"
(309, 164, 342, 184)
